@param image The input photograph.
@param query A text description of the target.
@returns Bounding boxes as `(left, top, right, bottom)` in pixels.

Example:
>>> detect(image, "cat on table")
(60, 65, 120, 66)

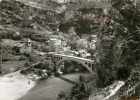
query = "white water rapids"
(89, 81, 125, 100)
(0, 72, 36, 100)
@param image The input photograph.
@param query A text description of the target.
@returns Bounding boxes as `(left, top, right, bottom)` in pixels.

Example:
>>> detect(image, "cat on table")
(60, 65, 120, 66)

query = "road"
(19, 73, 90, 100)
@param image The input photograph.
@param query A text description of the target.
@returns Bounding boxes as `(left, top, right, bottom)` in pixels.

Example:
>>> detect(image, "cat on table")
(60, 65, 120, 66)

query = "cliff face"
(0, 0, 112, 35)
(0, 0, 64, 37)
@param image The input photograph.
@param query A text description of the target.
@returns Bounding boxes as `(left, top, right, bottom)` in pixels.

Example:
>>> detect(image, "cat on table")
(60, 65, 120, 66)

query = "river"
(0, 71, 91, 100)
(19, 73, 90, 100)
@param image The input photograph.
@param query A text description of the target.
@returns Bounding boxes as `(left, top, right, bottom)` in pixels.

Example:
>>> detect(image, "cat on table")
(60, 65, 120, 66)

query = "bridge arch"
(56, 58, 93, 73)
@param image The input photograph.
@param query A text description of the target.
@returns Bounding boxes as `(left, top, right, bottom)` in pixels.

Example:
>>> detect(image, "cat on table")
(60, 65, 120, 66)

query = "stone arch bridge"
(46, 52, 95, 73)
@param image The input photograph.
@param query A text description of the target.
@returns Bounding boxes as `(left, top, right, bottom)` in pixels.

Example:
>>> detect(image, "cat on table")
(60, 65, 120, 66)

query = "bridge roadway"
(48, 52, 94, 62)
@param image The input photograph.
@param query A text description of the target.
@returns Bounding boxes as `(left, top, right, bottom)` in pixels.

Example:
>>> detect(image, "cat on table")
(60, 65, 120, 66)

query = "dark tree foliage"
(59, 8, 102, 35)
(96, 0, 140, 87)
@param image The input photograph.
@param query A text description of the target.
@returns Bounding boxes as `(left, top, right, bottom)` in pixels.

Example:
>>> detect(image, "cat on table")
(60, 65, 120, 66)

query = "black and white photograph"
(0, 0, 140, 100)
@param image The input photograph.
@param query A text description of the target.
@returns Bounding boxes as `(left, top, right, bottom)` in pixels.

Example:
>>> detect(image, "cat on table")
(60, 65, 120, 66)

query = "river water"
(0, 71, 90, 100)
(0, 71, 125, 100)
(19, 73, 90, 100)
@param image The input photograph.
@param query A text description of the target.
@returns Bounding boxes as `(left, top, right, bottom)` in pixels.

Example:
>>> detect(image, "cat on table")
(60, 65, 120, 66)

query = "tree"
(0, 39, 2, 73)
(96, 0, 140, 87)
